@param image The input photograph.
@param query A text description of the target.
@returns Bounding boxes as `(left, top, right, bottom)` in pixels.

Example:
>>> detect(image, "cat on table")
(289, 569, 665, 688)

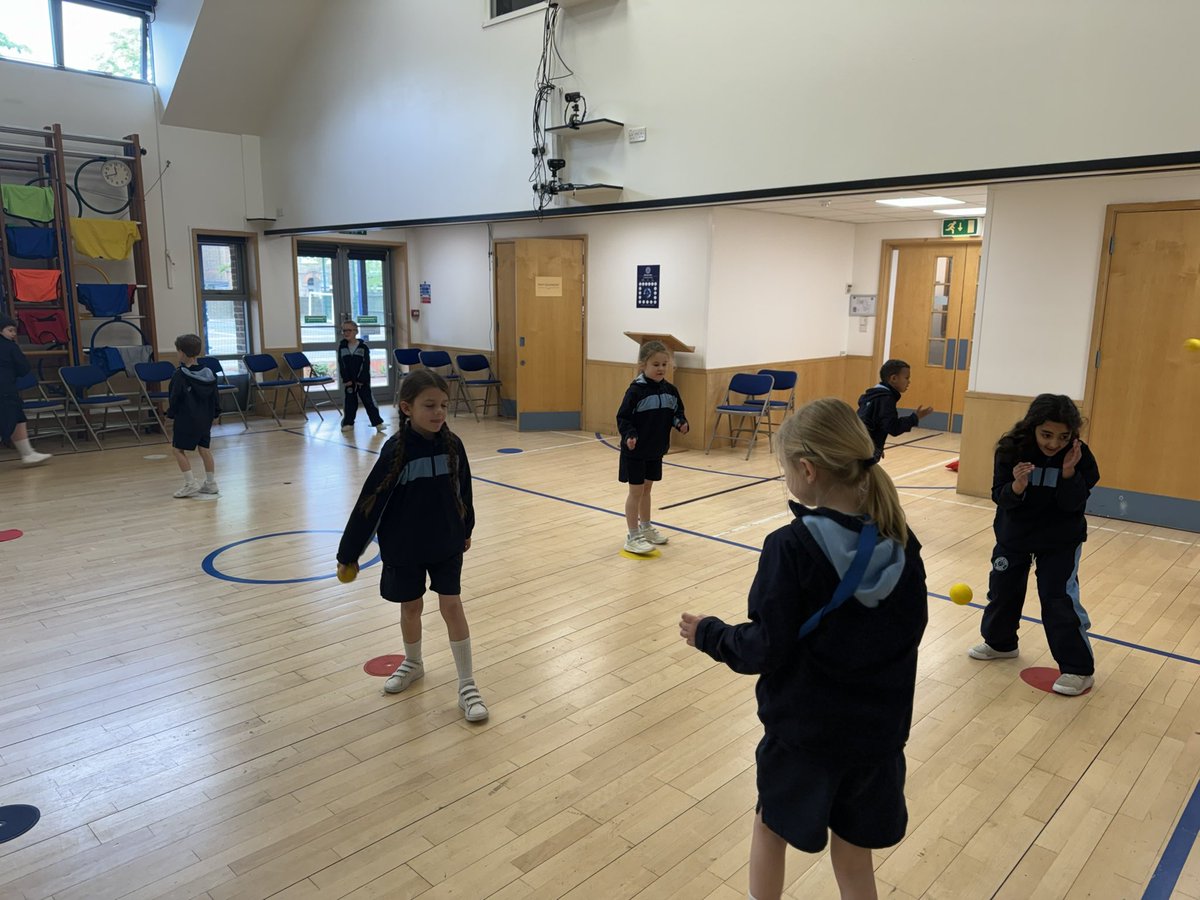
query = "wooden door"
(493, 241, 517, 416)
(887, 242, 980, 432)
(1088, 208, 1200, 501)
(513, 238, 585, 430)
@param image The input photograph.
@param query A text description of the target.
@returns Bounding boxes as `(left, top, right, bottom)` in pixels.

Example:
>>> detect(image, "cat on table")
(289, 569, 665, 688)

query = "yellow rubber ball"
(949, 583, 973, 605)
(1186, 338, 1200, 353)
(337, 564, 358, 584)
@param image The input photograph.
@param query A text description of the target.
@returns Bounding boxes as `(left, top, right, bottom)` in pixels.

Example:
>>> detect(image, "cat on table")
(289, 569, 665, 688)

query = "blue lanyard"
(796, 522, 879, 639)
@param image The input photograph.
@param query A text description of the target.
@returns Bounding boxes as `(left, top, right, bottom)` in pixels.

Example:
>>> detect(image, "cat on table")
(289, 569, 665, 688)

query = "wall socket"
(627, 127, 647, 143)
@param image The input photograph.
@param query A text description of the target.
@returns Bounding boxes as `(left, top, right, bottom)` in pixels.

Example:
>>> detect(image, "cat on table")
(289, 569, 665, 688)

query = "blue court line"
(284, 425, 1199, 889)
(202, 530, 381, 585)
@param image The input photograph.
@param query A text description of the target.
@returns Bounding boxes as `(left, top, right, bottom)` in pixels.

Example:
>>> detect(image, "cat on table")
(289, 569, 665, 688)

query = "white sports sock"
(449, 637, 474, 687)
(402, 638, 422, 667)
(203, 470, 216, 484)
(182, 470, 196, 485)
(14, 438, 35, 458)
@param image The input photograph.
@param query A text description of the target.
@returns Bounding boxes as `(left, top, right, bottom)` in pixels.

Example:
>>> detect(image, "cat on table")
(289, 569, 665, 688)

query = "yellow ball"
(1186, 338, 1200, 353)
(337, 563, 358, 584)
(949, 583, 973, 605)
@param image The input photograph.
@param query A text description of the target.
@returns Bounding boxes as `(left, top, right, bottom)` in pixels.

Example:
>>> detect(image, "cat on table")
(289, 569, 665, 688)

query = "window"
(197, 236, 252, 374)
(927, 255, 952, 367)
(0, 0, 154, 82)
(491, 0, 542, 19)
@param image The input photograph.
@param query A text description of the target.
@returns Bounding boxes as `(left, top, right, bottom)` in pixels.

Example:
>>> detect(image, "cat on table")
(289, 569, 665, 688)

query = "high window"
(0, 0, 155, 82)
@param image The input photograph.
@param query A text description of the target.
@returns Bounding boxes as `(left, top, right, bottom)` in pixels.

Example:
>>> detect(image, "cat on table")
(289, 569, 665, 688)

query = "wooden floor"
(2, 413, 1199, 899)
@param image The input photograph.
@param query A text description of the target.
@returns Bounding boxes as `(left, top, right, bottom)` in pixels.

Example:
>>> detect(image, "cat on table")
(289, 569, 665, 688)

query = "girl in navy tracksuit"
(337, 369, 487, 722)
(0, 314, 51, 464)
(337, 320, 385, 432)
(680, 399, 928, 900)
(615, 340, 688, 555)
(968, 393, 1100, 697)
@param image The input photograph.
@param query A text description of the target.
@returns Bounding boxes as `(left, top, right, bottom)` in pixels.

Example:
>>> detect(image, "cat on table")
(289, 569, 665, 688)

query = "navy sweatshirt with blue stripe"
(992, 440, 1099, 552)
(694, 505, 928, 762)
(616, 374, 687, 460)
(338, 424, 474, 566)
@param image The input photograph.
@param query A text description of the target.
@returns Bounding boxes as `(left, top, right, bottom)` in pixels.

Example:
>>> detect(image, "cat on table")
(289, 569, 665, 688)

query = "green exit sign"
(942, 218, 980, 237)
(303, 315, 327, 323)
(358, 315, 379, 325)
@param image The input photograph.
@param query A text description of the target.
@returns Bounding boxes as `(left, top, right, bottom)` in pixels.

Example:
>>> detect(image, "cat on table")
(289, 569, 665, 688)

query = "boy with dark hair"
(338, 320, 386, 433)
(167, 333, 220, 498)
(856, 359, 933, 459)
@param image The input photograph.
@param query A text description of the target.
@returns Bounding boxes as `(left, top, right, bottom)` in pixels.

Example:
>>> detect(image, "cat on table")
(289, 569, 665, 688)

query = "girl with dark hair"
(0, 315, 51, 465)
(968, 393, 1100, 696)
(337, 369, 487, 721)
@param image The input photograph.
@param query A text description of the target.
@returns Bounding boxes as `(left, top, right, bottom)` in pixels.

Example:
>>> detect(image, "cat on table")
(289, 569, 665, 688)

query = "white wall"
(706, 208, 854, 369)
(405, 224, 493, 352)
(262, 0, 1200, 228)
(973, 171, 1200, 398)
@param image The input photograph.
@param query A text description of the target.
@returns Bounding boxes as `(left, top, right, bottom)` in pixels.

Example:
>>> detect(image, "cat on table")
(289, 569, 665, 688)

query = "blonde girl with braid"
(337, 370, 487, 721)
(679, 399, 928, 900)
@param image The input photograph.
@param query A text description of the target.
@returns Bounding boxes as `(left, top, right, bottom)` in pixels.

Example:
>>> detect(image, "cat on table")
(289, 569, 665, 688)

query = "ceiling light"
(935, 207, 986, 216)
(875, 196, 964, 208)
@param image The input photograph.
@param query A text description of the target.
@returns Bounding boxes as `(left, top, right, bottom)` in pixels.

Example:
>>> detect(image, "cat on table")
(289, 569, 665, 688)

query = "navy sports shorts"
(619, 454, 663, 485)
(380, 553, 464, 602)
(755, 734, 908, 853)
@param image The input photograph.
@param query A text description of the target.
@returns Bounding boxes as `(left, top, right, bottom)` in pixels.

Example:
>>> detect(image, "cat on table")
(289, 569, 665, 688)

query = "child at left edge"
(167, 333, 220, 498)
(616, 339, 688, 555)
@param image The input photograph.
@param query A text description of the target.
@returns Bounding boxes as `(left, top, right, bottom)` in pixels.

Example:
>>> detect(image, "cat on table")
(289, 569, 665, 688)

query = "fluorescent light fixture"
(875, 196, 964, 208)
(936, 207, 986, 216)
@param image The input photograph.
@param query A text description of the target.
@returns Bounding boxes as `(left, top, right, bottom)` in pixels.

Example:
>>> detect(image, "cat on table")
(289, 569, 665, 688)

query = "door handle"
(519, 336, 526, 347)
(957, 338, 969, 370)
(944, 338, 957, 370)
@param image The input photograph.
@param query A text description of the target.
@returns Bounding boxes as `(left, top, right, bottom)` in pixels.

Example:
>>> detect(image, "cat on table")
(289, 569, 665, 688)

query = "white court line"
(470, 435, 603, 465)
(713, 510, 792, 537)
(890, 456, 959, 480)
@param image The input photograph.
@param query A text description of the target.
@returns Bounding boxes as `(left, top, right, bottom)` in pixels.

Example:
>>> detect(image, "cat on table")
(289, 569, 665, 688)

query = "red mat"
(363, 654, 406, 677)
(1020, 666, 1092, 695)
(0, 530, 23, 543)
(945, 459, 960, 472)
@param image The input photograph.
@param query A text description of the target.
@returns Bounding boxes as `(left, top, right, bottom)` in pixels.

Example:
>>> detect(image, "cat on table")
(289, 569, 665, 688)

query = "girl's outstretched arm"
(337, 439, 398, 564)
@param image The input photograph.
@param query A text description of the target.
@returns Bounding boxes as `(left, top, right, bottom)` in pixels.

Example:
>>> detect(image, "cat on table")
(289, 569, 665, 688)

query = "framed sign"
(636, 265, 660, 308)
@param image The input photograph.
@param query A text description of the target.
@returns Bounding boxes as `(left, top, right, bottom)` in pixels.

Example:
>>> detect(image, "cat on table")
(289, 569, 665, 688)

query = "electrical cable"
(528, 2, 576, 212)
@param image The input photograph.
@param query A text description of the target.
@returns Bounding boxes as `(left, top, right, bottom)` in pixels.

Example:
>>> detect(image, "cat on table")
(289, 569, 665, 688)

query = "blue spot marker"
(497, 447, 523, 454)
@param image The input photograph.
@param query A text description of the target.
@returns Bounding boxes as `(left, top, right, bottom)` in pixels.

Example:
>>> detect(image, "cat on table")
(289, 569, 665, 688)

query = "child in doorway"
(167, 333, 220, 497)
(679, 399, 928, 900)
(616, 340, 689, 555)
(968, 393, 1100, 696)
(856, 358, 934, 459)
(0, 314, 51, 465)
(337, 369, 487, 722)
(338, 320, 386, 433)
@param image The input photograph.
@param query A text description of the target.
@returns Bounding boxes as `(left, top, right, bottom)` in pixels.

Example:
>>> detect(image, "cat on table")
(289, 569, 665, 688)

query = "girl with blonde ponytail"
(679, 398, 928, 900)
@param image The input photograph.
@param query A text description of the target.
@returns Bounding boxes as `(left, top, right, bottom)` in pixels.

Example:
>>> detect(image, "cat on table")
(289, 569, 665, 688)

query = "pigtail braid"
(360, 418, 409, 516)
(441, 424, 467, 521)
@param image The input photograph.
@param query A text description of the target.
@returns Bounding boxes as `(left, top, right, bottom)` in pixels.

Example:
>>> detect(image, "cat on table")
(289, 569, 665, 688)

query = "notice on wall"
(535, 276, 563, 297)
(420, 282, 432, 304)
(849, 294, 877, 316)
(636, 264, 660, 308)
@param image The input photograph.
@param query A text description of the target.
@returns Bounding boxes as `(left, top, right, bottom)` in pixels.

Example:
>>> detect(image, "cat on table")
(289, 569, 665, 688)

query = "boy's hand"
(679, 612, 708, 647)
(625, 436, 637, 450)
(677, 422, 689, 435)
(464, 538, 472, 552)
(1062, 439, 1081, 478)
(1012, 461, 1035, 494)
(916, 405, 934, 418)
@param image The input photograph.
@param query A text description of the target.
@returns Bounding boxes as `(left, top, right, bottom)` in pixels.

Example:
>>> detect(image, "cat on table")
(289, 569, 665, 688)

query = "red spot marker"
(0, 530, 23, 543)
(1020, 666, 1092, 695)
(363, 654, 405, 677)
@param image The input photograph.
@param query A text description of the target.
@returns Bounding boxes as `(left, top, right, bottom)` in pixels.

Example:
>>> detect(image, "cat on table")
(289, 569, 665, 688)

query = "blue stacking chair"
(283, 351, 341, 421)
(392, 347, 422, 405)
(706, 372, 775, 459)
(243, 353, 300, 426)
(750, 368, 799, 449)
(132, 360, 176, 441)
(16, 372, 77, 451)
(198, 357, 249, 430)
(417, 350, 472, 418)
(456, 354, 502, 421)
(58, 364, 143, 449)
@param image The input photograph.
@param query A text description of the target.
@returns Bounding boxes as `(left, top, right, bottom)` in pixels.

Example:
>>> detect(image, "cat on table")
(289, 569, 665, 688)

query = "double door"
(886, 241, 980, 432)
(296, 243, 394, 393)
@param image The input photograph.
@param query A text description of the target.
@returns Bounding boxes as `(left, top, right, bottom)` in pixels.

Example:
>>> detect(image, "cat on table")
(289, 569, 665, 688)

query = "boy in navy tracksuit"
(616, 340, 688, 555)
(167, 333, 220, 497)
(338, 320, 385, 433)
(856, 358, 933, 459)
(969, 394, 1100, 696)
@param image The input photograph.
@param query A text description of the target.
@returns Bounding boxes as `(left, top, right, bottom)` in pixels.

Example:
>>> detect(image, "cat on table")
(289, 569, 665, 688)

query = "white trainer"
(375, 422, 388, 433)
(20, 451, 52, 466)
(967, 642, 1019, 660)
(639, 523, 669, 545)
(199, 480, 220, 495)
(1052, 673, 1094, 696)
(458, 681, 489, 722)
(173, 482, 200, 498)
(384, 660, 424, 694)
(623, 533, 655, 555)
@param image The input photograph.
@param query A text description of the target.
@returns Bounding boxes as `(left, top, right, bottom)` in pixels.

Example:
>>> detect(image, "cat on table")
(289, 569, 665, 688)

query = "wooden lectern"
(623, 332, 695, 353)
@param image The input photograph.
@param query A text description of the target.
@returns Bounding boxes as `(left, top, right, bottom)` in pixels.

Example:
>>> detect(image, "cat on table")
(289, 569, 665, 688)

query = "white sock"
(449, 637, 474, 687)
(14, 438, 35, 458)
(639, 520, 650, 529)
(182, 470, 196, 485)
(203, 470, 216, 484)
(402, 638, 422, 668)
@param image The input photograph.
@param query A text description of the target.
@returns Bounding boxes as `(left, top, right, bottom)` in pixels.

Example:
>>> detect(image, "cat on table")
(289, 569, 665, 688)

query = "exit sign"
(942, 218, 980, 237)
